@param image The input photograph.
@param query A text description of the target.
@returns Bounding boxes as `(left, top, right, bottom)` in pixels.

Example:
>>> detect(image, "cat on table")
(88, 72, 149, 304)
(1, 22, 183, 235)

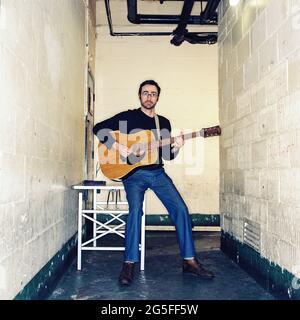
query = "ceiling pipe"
(103, 0, 217, 45)
(200, 0, 221, 22)
(182, 33, 218, 45)
(127, 0, 218, 25)
(171, 0, 218, 46)
(171, 0, 195, 46)
(104, 0, 217, 39)
(105, 0, 173, 36)
(171, 32, 218, 46)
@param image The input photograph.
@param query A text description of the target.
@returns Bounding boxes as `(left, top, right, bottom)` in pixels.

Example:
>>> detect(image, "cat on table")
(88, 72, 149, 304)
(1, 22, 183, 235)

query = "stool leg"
(93, 189, 97, 247)
(77, 192, 83, 270)
(140, 200, 146, 271)
(107, 190, 112, 208)
(116, 190, 121, 209)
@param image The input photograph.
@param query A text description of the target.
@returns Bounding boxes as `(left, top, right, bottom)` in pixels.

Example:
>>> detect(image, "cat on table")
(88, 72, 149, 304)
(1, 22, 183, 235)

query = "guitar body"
(98, 130, 158, 179)
(97, 125, 221, 180)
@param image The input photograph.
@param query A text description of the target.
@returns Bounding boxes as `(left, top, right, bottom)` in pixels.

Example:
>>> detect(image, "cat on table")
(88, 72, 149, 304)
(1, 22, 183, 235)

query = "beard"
(141, 100, 157, 110)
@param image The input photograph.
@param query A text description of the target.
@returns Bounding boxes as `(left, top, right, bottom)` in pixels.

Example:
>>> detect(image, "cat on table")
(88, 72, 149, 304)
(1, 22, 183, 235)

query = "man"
(93, 79, 214, 286)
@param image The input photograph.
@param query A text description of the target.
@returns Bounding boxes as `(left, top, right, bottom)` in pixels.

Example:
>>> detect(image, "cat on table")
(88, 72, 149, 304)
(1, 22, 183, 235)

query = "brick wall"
(219, 0, 300, 275)
(0, 0, 86, 299)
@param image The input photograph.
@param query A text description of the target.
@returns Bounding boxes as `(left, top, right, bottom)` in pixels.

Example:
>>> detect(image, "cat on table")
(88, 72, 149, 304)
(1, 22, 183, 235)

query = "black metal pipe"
(128, 14, 217, 25)
(127, 0, 218, 25)
(104, 0, 114, 36)
(105, 0, 217, 38)
(184, 33, 218, 45)
(127, 0, 138, 24)
(200, 0, 221, 21)
(171, 0, 195, 46)
(105, 0, 174, 36)
(174, 0, 196, 34)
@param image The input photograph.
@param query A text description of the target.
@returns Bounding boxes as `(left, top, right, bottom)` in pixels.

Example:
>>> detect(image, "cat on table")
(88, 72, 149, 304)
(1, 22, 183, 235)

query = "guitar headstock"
(201, 125, 221, 138)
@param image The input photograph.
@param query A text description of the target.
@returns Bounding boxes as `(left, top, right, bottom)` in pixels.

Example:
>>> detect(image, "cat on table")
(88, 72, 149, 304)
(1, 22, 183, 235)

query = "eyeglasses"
(141, 91, 158, 98)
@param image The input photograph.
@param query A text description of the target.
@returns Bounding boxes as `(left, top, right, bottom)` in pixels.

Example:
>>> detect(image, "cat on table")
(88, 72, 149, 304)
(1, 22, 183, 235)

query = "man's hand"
(171, 132, 184, 153)
(112, 141, 130, 157)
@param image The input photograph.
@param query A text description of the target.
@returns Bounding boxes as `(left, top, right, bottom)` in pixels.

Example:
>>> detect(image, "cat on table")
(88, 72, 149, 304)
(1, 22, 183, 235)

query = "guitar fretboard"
(159, 131, 202, 147)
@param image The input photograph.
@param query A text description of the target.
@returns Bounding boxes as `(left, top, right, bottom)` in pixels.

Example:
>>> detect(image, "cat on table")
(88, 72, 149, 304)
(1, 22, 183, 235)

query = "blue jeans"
(122, 168, 196, 262)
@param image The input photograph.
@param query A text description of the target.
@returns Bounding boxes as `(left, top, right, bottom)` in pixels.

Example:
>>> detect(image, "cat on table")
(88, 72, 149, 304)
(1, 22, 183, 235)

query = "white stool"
(73, 184, 145, 271)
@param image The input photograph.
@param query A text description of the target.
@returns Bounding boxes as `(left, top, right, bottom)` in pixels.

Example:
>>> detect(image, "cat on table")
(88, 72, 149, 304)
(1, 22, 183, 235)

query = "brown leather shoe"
(118, 262, 135, 285)
(183, 258, 214, 279)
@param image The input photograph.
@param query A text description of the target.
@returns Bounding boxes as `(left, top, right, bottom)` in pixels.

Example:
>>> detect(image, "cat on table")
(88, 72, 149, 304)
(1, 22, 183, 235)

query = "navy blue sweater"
(93, 108, 178, 174)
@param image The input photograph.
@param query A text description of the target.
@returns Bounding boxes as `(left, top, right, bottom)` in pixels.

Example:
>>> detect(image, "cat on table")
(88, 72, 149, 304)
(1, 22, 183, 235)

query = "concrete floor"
(48, 231, 276, 300)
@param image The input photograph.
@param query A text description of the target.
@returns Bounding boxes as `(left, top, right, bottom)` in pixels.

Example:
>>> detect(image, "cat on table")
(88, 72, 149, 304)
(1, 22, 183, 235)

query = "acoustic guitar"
(97, 126, 221, 179)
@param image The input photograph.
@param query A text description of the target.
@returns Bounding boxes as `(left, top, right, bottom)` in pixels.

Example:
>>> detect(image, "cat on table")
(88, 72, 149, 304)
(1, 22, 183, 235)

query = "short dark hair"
(138, 79, 161, 97)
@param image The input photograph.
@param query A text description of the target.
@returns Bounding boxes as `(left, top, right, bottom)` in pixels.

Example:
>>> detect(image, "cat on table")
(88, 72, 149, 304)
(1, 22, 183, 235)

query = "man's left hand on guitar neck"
(171, 131, 185, 153)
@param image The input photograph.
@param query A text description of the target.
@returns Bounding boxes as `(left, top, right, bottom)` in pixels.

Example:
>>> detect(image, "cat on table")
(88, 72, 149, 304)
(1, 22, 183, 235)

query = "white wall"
(219, 0, 300, 275)
(94, 1, 220, 216)
(0, 0, 85, 299)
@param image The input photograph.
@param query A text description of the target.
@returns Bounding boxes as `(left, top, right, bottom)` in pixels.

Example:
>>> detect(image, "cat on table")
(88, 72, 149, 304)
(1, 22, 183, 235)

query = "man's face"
(139, 84, 159, 110)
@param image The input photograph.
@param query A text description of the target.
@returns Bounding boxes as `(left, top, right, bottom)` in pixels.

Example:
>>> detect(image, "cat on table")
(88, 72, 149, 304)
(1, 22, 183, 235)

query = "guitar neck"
(159, 131, 201, 147)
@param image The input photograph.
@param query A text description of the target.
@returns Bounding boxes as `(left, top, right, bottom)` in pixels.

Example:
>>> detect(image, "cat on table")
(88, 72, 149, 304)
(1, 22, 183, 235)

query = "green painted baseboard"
(221, 231, 300, 300)
(14, 227, 86, 300)
(96, 213, 220, 227)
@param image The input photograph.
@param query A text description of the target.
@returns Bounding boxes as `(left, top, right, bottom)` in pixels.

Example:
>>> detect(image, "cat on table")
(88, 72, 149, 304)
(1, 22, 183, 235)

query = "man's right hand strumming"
(112, 141, 131, 157)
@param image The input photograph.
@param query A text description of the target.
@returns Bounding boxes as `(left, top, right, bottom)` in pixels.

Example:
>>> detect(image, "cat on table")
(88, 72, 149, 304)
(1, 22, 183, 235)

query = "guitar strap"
(154, 114, 161, 141)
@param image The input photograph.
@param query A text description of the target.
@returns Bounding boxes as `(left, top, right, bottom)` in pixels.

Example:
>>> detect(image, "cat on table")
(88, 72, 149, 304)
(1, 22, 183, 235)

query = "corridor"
(1, 0, 300, 301)
(48, 232, 277, 300)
